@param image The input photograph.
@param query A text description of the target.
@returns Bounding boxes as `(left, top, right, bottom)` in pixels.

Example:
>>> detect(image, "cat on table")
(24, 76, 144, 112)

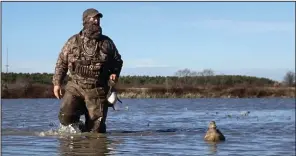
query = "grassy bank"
(1, 83, 295, 99)
(117, 86, 295, 98)
(1, 72, 295, 99)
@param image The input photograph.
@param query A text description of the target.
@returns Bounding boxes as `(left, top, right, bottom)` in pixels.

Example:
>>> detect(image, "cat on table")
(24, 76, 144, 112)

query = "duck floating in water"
(204, 121, 225, 142)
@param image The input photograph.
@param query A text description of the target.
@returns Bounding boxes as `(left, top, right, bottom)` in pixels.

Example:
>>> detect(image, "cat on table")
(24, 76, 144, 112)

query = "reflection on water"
(57, 135, 115, 156)
(206, 142, 218, 155)
(1, 98, 296, 156)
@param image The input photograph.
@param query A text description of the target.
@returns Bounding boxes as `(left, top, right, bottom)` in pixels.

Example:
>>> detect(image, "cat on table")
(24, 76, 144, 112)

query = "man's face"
(89, 15, 101, 26)
(83, 14, 102, 39)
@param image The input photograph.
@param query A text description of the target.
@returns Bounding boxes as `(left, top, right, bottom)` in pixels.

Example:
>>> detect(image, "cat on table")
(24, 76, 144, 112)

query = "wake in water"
(37, 124, 202, 138)
(37, 102, 129, 137)
(38, 120, 86, 137)
(4, 108, 293, 139)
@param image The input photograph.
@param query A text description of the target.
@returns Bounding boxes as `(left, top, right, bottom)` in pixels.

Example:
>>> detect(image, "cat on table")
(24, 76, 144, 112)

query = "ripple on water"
(1, 98, 296, 156)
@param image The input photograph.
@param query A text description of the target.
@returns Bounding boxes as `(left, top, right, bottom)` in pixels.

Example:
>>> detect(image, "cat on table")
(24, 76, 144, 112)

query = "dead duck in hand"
(204, 121, 225, 142)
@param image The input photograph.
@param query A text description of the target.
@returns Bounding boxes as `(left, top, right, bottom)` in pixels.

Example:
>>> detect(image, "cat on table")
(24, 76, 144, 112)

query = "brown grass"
(2, 83, 295, 99)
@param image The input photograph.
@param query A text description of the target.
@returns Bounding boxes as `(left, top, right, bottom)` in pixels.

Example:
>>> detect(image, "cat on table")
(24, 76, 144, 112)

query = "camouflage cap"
(83, 8, 103, 21)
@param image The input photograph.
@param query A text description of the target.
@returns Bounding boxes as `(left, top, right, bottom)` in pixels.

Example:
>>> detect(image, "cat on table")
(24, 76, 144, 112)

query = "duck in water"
(204, 121, 225, 142)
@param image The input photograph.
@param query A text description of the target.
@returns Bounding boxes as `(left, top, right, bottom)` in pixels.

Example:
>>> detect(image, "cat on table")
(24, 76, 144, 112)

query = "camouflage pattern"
(53, 30, 123, 133)
(83, 8, 103, 21)
(58, 80, 109, 133)
(52, 32, 123, 86)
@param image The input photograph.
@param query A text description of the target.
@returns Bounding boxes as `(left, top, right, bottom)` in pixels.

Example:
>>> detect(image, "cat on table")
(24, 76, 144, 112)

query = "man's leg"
(83, 87, 109, 133)
(58, 83, 85, 127)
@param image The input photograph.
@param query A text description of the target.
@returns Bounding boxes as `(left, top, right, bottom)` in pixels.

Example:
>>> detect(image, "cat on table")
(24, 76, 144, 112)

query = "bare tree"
(283, 71, 295, 87)
(198, 69, 215, 76)
(175, 68, 215, 77)
(189, 71, 199, 77)
(174, 68, 192, 77)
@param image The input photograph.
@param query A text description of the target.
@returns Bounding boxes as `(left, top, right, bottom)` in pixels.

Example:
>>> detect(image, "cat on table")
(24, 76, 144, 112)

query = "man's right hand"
(54, 85, 63, 99)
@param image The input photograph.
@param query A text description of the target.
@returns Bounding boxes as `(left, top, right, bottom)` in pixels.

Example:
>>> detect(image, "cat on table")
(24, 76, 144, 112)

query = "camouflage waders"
(58, 80, 109, 133)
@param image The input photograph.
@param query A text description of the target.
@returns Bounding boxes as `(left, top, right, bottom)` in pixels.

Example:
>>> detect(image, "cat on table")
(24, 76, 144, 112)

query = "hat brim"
(90, 12, 103, 18)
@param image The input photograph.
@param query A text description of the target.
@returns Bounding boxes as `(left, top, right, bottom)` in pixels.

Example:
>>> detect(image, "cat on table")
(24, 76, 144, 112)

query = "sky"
(1, 2, 295, 81)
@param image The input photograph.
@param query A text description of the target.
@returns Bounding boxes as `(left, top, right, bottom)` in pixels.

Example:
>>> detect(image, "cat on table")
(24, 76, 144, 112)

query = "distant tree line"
(2, 68, 292, 89)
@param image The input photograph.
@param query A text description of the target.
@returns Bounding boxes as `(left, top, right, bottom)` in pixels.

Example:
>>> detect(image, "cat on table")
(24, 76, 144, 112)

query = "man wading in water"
(52, 8, 123, 133)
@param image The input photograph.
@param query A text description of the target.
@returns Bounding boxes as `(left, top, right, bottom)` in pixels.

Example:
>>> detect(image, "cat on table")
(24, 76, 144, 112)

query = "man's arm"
(52, 39, 72, 86)
(108, 39, 123, 78)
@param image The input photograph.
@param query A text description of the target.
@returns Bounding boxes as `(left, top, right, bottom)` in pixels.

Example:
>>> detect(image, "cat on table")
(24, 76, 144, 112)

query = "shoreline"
(117, 87, 295, 98)
(2, 72, 295, 99)
(2, 84, 295, 99)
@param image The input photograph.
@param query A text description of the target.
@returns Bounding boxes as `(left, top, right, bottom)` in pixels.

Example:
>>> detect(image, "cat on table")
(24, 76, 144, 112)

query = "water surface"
(1, 98, 295, 156)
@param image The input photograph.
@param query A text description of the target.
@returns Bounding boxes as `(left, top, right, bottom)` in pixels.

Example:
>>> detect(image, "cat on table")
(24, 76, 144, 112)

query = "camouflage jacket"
(52, 32, 123, 86)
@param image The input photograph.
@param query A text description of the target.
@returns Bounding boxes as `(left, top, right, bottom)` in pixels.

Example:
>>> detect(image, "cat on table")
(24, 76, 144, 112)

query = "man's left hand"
(110, 74, 117, 81)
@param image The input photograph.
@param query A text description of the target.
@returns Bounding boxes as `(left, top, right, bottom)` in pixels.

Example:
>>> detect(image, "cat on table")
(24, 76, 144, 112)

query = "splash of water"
(38, 120, 85, 137)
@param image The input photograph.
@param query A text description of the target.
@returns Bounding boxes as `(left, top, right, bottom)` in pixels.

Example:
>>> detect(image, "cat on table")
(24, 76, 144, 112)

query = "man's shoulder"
(100, 34, 115, 44)
(65, 33, 81, 45)
(60, 33, 81, 53)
